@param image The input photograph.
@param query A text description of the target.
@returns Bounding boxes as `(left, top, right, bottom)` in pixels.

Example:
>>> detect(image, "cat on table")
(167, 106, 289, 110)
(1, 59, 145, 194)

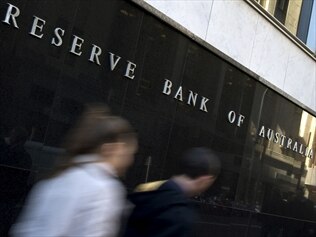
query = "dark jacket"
(123, 180, 196, 237)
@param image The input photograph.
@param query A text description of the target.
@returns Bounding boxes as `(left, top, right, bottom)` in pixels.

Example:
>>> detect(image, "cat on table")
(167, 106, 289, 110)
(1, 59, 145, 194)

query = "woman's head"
(62, 104, 137, 175)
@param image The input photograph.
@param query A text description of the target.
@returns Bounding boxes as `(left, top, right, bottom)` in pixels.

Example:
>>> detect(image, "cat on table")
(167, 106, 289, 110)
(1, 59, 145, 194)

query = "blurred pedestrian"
(123, 147, 221, 237)
(11, 104, 137, 237)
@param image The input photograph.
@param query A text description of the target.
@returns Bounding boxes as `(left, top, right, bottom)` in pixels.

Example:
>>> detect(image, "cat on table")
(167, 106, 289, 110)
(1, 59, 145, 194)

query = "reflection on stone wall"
(0, 0, 316, 236)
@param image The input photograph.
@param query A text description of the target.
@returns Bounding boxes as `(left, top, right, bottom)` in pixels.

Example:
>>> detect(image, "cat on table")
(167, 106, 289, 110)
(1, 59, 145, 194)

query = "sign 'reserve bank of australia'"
(1, 2, 314, 159)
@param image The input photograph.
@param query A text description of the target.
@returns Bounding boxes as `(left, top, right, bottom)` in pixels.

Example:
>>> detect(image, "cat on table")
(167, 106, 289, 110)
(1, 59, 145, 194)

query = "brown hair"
(53, 103, 136, 175)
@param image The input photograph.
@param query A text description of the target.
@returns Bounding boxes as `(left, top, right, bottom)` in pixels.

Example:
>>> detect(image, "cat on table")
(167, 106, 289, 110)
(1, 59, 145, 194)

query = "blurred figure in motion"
(11, 104, 137, 237)
(123, 148, 221, 237)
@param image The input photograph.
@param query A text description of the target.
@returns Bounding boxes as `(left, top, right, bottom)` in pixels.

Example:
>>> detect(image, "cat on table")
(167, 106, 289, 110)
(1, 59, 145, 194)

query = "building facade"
(144, 0, 316, 112)
(0, 0, 315, 236)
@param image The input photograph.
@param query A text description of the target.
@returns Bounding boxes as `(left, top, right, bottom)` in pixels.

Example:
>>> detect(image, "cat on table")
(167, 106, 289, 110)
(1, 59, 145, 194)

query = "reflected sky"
(307, 0, 316, 52)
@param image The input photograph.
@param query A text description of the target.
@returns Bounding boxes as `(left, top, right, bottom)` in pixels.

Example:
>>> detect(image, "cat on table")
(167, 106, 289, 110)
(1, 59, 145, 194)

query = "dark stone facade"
(0, 0, 315, 236)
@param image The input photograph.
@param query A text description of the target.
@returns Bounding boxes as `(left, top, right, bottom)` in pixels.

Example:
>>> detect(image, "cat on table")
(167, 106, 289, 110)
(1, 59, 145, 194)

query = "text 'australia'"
(258, 125, 314, 159)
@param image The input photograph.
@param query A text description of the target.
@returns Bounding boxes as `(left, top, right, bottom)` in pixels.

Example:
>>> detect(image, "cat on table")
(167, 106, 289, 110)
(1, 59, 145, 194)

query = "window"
(255, 0, 316, 53)
(306, 1, 316, 52)
(274, 0, 289, 24)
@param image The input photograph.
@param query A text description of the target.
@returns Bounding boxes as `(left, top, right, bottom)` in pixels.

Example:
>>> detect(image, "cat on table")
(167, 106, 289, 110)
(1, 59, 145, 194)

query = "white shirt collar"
(73, 154, 118, 177)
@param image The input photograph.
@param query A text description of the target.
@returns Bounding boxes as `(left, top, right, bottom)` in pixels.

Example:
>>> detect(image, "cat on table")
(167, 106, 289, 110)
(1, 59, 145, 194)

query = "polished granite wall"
(0, 0, 316, 236)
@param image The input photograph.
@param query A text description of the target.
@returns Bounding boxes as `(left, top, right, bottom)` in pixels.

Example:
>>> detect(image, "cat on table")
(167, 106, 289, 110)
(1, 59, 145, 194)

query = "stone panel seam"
(248, 13, 260, 69)
(205, 0, 215, 41)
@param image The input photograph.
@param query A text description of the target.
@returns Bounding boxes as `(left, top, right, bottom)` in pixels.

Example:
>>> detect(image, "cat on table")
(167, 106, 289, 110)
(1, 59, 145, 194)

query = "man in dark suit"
(123, 147, 221, 237)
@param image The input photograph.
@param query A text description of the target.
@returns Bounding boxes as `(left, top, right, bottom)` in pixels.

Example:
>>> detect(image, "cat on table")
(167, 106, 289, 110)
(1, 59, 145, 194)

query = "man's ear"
(198, 175, 217, 187)
(199, 175, 215, 181)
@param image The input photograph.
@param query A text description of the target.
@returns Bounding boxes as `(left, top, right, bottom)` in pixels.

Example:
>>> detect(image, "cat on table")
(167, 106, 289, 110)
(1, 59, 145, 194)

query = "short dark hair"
(177, 147, 221, 178)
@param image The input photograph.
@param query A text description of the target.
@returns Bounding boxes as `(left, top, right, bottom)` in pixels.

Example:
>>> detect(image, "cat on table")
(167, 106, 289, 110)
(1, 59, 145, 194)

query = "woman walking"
(11, 104, 137, 237)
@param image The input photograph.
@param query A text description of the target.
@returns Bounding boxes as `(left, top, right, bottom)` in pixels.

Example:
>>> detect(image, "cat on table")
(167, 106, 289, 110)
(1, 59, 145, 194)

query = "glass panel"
(307, 1, 316, 52)
(254, 0, 316, 51)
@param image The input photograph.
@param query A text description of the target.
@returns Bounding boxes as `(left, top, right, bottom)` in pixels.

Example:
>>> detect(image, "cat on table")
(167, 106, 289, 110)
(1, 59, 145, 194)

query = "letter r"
(2, 3, 20, 28)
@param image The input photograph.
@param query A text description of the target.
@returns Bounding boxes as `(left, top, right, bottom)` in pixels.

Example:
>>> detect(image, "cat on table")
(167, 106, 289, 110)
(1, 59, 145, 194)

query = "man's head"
(174, 147, 221, 196)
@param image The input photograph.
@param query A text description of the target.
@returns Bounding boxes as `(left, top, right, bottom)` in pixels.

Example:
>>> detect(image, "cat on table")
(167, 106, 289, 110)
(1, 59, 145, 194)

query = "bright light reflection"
(299, 111, 309, 138)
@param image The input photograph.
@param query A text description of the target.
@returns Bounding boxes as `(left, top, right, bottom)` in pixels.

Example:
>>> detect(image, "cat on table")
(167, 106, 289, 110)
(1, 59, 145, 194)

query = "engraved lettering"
(174, 86, 183, 101)
(70, 35, 84, 56)
(2, 3, 20, 28)
(287, 138, 292, 149)
(187, 90, 197, 106)
(162, 79, 172, 95)
(109, 52, 121, 71)
(259, 126, 265, 138)
(51, 27, 65, 46)
(29, 16, 46, 39)
(199, 97, 209, 112)
(124, 61, 136, 79)
(89, 44, 102, 65)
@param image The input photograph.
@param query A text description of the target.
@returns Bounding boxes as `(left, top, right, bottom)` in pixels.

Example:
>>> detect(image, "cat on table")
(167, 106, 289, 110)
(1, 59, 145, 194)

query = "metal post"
(145, 156, 152, 183)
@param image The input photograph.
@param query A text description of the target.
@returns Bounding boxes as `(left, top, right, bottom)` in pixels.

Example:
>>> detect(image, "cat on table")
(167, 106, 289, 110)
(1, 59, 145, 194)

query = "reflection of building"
(138, 1, 316, 233)
(302, 112, 316, 185)
(306, 166, 316, 202)
(144, 0, 316, 217)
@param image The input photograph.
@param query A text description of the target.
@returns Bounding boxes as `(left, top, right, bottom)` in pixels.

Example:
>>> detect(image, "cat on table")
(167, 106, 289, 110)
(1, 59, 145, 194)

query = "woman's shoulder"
(29, 164, 123, 202)
(61, 164, 124, 192)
